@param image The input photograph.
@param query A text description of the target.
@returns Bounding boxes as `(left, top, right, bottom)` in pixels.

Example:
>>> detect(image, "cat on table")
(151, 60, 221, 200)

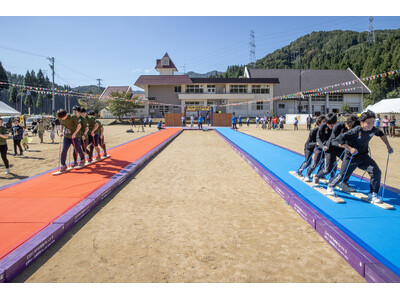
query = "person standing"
(0, 118, 11, 174)
(326, 110, 394, 204)
(88, 111, 101, 161)
(381, 115, 389, 136)
(95, 118, 107, 159)
(246, 116, 250, 127)
(34, 119, 46, 143)
(255, 115, 260, 128)
(206, 113, 211, 126)
(375, 114, 381, 128)
(181, 115, 186, 127)
(279, 114, 285, 130)
(238, 115, 242, 127)
(190, 115, 195, 127)
(232, 115, 238, 130)
(148, 116, 152, 127)
(31, 119, 38, 135)
(12, 119, 24, 156)
(143, 116, 147, 127)
(389, 115, 396, 137)
(198, 115, 204, 130)
(56, 108, 86, 173)
(307, 115, 312, 131)
(294, 117, 299, 130)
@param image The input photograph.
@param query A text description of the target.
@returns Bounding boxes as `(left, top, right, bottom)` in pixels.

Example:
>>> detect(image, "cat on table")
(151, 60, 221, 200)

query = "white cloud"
(144, 69, 151, 74)
(132, 68, 141, 73)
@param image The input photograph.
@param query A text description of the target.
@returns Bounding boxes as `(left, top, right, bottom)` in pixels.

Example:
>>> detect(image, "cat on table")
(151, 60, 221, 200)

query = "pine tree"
(9, 85, 18, 109)
(0, 61, 9, 91)
(36, 93, 43, 113)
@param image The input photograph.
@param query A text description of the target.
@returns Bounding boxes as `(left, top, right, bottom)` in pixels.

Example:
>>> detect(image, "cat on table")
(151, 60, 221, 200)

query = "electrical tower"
(367, 16, 375, 43)
(96, 78, 103, 88)
(249, 30, 256, 67)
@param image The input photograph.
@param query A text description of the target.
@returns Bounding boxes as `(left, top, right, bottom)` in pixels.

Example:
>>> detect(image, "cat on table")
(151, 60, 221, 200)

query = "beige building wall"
(147, 85, 180, 105)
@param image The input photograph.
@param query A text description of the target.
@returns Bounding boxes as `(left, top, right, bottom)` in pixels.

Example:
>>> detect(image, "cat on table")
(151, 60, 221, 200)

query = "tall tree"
(30, 70, 38, 114)
(0, 61, 9, 91)
(23, 71, 33, 112)
(36, 93, 43, 114)
(107, 91, 142, 121)
(9, 85, 18, 109)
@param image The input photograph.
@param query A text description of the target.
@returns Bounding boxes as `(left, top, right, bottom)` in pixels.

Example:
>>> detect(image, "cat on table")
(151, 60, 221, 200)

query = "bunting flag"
(1, 67, 399, 109)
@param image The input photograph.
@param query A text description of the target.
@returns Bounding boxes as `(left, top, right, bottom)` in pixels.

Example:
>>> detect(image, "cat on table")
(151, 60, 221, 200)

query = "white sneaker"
(368, 192, 383, 204)
(304, 175, 312, 182)
(340, 182, 355, 193)
(5, 168, 10, 174)
(326, 186, 335, 196)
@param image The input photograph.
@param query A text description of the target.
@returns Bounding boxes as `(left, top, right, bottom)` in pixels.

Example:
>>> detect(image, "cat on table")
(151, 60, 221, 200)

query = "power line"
(0, 44, 47, 58)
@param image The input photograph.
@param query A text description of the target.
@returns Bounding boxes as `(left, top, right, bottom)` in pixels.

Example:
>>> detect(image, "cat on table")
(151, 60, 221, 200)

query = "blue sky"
(1, 16, 400, 89)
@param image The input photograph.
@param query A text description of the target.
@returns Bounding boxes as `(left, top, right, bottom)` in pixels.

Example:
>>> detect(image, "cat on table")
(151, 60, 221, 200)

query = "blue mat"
(216, 128, 400, 276)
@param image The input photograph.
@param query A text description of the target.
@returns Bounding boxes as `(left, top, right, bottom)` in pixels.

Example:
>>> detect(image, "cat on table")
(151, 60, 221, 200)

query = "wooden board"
(289, 171, 345, 203)
(290, 171, 394, 210)
(53, 155, 111, 175)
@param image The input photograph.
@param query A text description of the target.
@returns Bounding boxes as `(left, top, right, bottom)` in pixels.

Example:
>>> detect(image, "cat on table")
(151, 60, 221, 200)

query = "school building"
(132, 53, 370, 118)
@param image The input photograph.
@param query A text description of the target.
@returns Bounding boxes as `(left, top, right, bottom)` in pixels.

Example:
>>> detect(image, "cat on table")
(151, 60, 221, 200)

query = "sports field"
(3, 124, 399, 282)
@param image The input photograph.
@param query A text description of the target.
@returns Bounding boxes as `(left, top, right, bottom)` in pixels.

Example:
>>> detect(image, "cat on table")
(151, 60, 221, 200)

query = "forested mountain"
(216, 29, 400, 105)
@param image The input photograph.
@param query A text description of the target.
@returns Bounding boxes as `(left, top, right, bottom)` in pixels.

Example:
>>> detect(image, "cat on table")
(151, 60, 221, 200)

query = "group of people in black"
(297, 110, 394, 204)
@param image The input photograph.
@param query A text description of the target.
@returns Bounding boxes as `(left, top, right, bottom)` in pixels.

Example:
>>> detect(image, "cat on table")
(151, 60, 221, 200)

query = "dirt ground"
(6, 123, 393, 283)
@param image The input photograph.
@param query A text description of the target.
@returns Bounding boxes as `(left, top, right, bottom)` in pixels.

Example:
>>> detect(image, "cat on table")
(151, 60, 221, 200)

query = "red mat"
(0, 128, 181, 260)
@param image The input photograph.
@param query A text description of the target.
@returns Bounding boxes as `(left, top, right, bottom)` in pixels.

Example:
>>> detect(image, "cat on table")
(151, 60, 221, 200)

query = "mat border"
(0, 129, 182, 283)
(215, 128, 400, 283)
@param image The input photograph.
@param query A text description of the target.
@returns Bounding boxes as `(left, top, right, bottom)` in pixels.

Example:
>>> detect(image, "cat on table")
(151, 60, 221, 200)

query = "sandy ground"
(5, 124, 378, 283)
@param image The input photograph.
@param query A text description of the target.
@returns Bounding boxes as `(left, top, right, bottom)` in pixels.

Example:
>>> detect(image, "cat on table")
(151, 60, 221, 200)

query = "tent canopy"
(0, 101, 20, 115)
(364, 98, 400, 114)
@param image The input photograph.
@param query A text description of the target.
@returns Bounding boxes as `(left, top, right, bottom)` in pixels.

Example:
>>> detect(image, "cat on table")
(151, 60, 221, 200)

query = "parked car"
(0, 115, 20, 132)
(25, 115, 42, 130)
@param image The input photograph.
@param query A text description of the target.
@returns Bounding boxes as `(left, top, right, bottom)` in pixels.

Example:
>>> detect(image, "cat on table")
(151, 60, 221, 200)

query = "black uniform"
(298, 126, 318, 174)
(328, 125, 385, 194)
(306, 123, 332, 177)
(315, 122, 347, 180)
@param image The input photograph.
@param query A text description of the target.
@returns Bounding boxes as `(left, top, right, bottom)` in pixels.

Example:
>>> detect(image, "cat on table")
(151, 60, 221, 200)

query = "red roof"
(135, 75, 192, 86)
(155, 53, 177, 71)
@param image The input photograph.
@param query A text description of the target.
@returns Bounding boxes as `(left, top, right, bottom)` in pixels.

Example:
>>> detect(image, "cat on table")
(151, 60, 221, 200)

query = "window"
(186, 85, 203, 94)
(329, 94, 343, 102)
(278, 104, 285, 109)
(252, 85, 270, 94)
(256, 101, 264, 110)
(350, 106, 359, 113)
(174, 86, 181, 93)
(207, 85, 216, 93)
(230, 85, 247, 93)
(332, 108, 340, 113)
(311, 95, 326, 102)
(185, 101, 201, 105)
(207, 101, 214, 106)
(161, 58, 169, 66)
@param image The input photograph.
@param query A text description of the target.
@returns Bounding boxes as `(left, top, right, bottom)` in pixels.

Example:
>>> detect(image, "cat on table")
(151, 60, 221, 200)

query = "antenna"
(249, 30, 256, 67)
(367, 16, 375, 44)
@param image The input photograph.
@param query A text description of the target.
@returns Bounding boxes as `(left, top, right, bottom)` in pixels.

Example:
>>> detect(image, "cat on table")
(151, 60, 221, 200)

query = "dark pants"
(88, 134, 100, 159)
(13, 139, 23, 154)
(329, 153, 381, 193)
(306, 148, 324, 177)
(307, 123, 311, 130)
(99, 135, 107, 156)
(149, 121, 152, 127)
(232, 123, 238, 130)
(73, 137, 88, 161)
(0, 144, 9, 168)
(298, 147, 314, 174)
(198, 122, 203, 129)
(316, 149, 343, 179)
(61, 137, 85, 166)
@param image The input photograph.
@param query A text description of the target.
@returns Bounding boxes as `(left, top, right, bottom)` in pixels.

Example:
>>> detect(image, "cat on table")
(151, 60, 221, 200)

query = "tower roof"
(155, 53, 178, 72)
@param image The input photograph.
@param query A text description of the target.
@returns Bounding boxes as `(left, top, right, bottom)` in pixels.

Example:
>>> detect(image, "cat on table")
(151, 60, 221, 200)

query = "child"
(304, 113, 337, 183)
(22, 126, 30, 150)
(48, 125, 56, 143)
(314, 115, 360, 191)
(157, 121, 164, 130)
(95, 118, 108, 158)
(294, 117, 299, 130)
(382, 115, 389, 136)
(148, 116, 152, 127)
(246, 116, 250, 127)
(56, 108, 86, 173)
(88, 112, 101, 160)
(297, 115, 326, 176)
(0, 117, 11, 174)
(326, 110, 394, 204)
(190, 115, 194, 127)
(238, 115, 242, 127)
(11, 119, 24, 156)
(198, 115, 204, 130)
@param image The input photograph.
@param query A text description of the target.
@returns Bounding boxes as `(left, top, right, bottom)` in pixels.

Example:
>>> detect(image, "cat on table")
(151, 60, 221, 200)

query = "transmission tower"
(367, 16, 375, 43)
(249, 30, 256, 67)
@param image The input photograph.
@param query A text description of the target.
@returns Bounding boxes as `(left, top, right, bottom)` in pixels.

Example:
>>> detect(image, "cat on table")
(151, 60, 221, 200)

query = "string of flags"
(0, 68, 399, 108)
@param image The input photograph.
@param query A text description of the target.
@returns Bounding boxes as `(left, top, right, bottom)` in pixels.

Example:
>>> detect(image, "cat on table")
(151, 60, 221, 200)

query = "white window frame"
(252, 85, 270, 94)
(230, 85, 247, 94)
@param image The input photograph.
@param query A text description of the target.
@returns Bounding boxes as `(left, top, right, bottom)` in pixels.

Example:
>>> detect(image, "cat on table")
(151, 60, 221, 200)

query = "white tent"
(0, 101, 20, 115)
(363, 98, 400, 114)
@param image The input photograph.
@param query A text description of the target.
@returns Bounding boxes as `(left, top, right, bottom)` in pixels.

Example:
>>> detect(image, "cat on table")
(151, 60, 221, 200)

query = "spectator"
(232, 115, 238, 130)
(0, 117, 11, 174)
(34, 119, 46, 143)
(307, 114, 312, 131)
(190, 115, 194, 127)
(255, 115, 260, 127)
(238, 115, 242, 127)
(148, 116, 152, 127)
(12, 119, 24, 156)
(382, 115, 389, 136)
(375, 114, 381, 128)
(181, 115, 186, 127)
(31, 119, 38, 135)
(389, 115, 396, 137)
(206, 113, 211, 126)
(279, 115, 285, 130)
(272, 115, 279, 129)
(198, 115, 204, 130)
(246, 116, 250, 127)
(294, 117, 299, 130)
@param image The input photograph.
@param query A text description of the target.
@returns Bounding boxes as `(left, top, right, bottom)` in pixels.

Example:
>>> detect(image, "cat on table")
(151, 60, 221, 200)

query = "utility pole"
(68, 94, 70, 113)
(47, 57, 55, 113)
(96, 78, 103, 88)
(298, 48, 303, 113)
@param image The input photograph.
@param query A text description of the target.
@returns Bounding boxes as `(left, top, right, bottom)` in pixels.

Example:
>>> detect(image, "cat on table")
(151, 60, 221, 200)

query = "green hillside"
(217, 29, 400, 105)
